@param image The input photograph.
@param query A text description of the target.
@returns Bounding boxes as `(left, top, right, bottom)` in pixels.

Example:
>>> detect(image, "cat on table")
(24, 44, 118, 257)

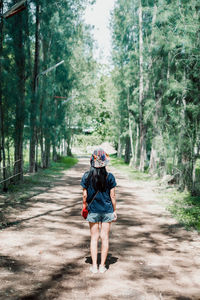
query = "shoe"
(99, 265, 107, 273)
(90, 265, 98, 274)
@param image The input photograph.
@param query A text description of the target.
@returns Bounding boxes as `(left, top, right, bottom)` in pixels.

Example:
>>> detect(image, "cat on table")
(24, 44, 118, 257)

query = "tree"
(0, 0, 7, 190)
(111, 0, 200, 194)
(0, 0, 97, 190)
(29, 0, 40, 172)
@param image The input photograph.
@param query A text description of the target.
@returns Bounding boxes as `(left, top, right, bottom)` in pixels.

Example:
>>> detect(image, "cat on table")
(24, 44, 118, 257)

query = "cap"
(90, 148, 110, 168)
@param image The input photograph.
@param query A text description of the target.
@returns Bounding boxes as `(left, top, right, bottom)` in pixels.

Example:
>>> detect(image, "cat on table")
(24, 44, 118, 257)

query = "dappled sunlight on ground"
(0, 159, 200, 299)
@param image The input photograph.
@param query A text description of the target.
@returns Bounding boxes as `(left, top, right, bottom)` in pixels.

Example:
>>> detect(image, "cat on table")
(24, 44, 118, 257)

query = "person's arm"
(110, 187, 117, 221)
(82, 188, 87, 209)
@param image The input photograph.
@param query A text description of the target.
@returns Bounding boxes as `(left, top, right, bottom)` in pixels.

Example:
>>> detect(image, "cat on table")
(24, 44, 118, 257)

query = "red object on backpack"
(82, 208, 89, 219)
(81, 191, 99, 220)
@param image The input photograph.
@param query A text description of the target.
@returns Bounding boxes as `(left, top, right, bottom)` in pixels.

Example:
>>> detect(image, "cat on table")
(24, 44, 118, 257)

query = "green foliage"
(110, 155, 153, 181)
(74, 133, 104, 148)
(57, 156, 78, 168)
(5, 156, 78, 197)
(1, 0, 200, 202)
(167, 191, 200, 232)
(0, 0, 95, 187)
(111, 0, 200, 195)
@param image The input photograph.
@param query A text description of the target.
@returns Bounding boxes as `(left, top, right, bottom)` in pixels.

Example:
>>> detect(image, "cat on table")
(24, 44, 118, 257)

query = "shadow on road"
(0, 159, 199, 300)
(85, 252, 118, 269)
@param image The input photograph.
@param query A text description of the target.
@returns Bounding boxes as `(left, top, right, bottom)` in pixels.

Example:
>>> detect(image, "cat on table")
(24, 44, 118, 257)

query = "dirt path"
(0, 158, 200, 300)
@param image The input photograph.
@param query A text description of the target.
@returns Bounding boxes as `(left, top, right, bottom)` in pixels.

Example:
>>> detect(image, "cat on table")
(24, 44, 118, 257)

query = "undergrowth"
(110, 155, 153, 181)
(110, 154, 200, 232)
(1, 156, 78, 204)
(167, 190, 200, 232)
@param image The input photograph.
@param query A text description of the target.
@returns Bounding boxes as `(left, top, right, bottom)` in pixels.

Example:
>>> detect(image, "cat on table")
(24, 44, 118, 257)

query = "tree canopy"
(0, 0, 199, 196)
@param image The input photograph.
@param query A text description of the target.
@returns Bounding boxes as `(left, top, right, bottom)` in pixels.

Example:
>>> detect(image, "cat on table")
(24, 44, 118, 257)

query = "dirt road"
(0, 158, 200, 300)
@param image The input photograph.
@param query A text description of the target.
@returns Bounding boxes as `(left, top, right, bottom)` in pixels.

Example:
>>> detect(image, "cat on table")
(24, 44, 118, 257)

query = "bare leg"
(89, 222, 99, 267)
(100, 222, 111, 267)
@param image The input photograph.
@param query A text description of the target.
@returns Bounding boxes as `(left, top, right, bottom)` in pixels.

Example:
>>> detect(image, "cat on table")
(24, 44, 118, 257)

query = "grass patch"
(166, 190, 200, 232)
(110, 155, 200, 232)
(58, 156, 79, 168)
(1, 156, 78, 207)
(110, 155, 153, 181)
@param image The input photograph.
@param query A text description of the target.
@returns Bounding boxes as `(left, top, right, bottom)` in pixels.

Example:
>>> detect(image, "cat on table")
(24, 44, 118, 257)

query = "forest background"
(0, 1, 199, 207)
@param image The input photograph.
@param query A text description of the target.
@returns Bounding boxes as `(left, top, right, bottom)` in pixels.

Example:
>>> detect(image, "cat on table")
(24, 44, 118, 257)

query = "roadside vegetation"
(0, 156, 78, 228)
(166, 191, 200, 232)
(110, 155, 153, 181)
(110, 155, 200, 233)
(4, 155, 77, 196)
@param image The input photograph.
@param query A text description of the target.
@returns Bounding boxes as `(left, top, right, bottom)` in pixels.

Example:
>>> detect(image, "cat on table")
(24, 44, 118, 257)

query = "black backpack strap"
(87, 173, 109, 204)
(88, 191, 99, 205)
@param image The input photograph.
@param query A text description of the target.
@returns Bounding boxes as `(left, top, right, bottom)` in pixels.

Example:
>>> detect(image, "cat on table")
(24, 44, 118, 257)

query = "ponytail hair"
(86, 166, 108, 192)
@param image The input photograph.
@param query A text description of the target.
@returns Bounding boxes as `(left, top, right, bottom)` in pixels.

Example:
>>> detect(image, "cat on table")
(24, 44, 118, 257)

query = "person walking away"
(81, 148, 117, 274)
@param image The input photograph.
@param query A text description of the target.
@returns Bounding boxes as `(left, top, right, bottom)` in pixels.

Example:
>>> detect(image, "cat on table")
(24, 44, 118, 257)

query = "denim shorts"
(86, 212, 115, 223)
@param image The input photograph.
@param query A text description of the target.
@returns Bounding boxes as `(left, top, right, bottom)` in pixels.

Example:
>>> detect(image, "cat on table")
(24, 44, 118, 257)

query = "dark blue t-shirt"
(81, 172, 117, 213)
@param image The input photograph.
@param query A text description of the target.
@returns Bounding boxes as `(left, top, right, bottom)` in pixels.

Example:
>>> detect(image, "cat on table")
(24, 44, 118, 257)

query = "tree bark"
(53, 144, 57, 161)
(149, 147, 157, 173)
(44, 135, 50, 168)
(0, 0, 7, 190)
(40, 134, 45, 168)
(39, 60, 45, 168)
(29, 0, 40, 172)
(138, 0, 146, 171)
(13, 8, 27, 182)
(129, 117, 134, 167)
(124, 136, 131, 164)
(39, 66, 46, 168)
(127, 89, 134, 167)
(178, 69, 188, 191)
(149, 92, 160, 174)
(117, 136, 122, 158)
(6, 140, 10, 174)
(134, 124, 139, 166)
(63, 139, 67, 156)
(39, 25, 51, 167)
(144, 3, 157, 95)
(167, 51, 170, 82)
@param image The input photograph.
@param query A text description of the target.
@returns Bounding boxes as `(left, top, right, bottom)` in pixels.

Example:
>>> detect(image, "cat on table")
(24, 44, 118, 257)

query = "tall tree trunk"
(40, 133, 45, 168)
(29, 0, 40, 172)
(117, 136, 122, 158)
(124, 136, 131, 164)
(127, 89, 134, 167)
(134, 124, 139, 166)
(178, 69, 188, 190)
(149, 146, 157, 174)
(191, 143, 196, 195)
(67, 140, 72, 156)
(144, 3, 157, 95)
(39, 72, 45, 168)
(192, 121, 200, 194)
(52, 98, 57, 161)
(63, 139, 67, 156)
(35, 132, 39, 171)
(138, 0, 146, 171)
(167, 52, 170, 82)
(6, 140, 11, 177)
(0, 0, 7, 190)
(44, 135, 50, 168)
(149, 92, 160, 174)
(128, 117, 134, 167)
(39, 28, 51, 167)
(13, 8, 26, 182)
(53, 144, 57, 161)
